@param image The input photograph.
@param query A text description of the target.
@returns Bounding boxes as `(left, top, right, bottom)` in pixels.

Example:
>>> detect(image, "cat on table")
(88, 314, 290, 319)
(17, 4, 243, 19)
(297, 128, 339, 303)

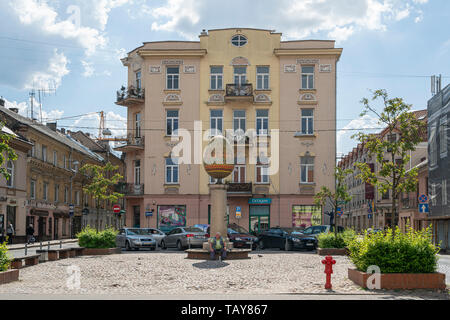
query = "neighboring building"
(338, 110, 428, 232)
(69, 130, 126, 230)
(116, 28, 342, 233)
(0, 105, 110, 242)
(428, 83, 450, 251)
(0, 122, 33, 243)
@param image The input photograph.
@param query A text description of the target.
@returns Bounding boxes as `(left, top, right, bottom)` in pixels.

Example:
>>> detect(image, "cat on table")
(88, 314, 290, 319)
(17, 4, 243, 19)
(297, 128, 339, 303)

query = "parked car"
(160, 226, 208, 250)
(293, 225, 345, 237)
(197, 224, 259, 249)
(116, 228, 157, 251)
(145, 228, 166, 246)
(258, 227, 318, 251)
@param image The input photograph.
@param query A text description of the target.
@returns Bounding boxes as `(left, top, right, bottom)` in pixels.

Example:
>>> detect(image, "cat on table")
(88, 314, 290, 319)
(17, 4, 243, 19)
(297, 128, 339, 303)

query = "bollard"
(321, 255, 336, 290)
(48, 241, 50, 251)
(40, 241, 42, 251)
(25, 243, 28, 256)
(60, 240, 62, 249)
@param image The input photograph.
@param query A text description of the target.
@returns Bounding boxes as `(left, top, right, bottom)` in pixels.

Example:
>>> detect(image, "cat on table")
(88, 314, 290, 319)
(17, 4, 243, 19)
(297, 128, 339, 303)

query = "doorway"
(38, 217, 46, 241)
(249, 205, 270, 234)
(133, 206, 141, 228)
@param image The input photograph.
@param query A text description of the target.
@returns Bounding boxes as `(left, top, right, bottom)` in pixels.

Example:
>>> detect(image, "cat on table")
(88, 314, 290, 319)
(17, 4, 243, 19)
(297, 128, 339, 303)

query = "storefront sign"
(248, 198, 272, 205)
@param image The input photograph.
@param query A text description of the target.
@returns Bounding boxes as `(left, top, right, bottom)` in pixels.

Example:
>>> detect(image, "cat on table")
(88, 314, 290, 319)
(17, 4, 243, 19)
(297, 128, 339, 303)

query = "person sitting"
(209, 232, 227, 261)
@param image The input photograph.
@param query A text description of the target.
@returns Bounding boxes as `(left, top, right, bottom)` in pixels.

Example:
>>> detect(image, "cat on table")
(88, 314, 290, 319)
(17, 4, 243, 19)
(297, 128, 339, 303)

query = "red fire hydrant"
(321, 255, 336, 290)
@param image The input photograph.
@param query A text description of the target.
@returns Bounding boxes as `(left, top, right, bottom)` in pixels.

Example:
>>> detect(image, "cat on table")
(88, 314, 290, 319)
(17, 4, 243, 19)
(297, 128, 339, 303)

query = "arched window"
(6, 160, 14, 188)
(231, 35, 247, 47)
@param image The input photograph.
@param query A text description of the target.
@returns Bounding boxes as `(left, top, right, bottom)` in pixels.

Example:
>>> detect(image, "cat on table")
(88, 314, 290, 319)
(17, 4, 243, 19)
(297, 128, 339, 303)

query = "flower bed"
(317, 229, 355, 256)
(0, 269, 19, 285)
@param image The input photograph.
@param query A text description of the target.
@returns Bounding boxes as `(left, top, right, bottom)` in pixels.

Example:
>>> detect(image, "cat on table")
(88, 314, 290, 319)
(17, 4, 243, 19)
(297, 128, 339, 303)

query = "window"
(54, 184, 59, 202)
(233, 110, 246, 134)
(166, 110, 179, 136)
(30, 180, 36, 199)
(233, 165, 246, 183)
(231, 35, 248, 47)
(136, 71, 142, 89)
(53, 151, 57, 166)
(135, 113, 141, 138)
(84, 193, 89, 206)
(301, 109, 314, 135)
(256, 66, 270, 90)
(256, 109, 269, 136)
(165, 158, 179, 184)
(443, 179, 447, 206)
(64, 187, 68, 204)
(43, 182, 48, 201)
(30, 140, 36, 157)
(300, 157, 314, 183)
(134, 160, 141, 185)
(6, 160, 14, 188)
(256, 165, 269, 184)
(63, 155, 67, 169)
(440, 115, 447, 157)
(75, 191, 80, 206)
(166, 66, 179, 90)
(301, 66, 315, 89)
(42, 145, 47, 162)
(210, 109, 223, 136)
(234, 67, 247, 86)
(210, 66, 223, 90)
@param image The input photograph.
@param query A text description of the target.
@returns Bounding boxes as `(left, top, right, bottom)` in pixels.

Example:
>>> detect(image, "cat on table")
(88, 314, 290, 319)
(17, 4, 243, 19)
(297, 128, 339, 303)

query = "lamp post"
(69, 160, 81, 239)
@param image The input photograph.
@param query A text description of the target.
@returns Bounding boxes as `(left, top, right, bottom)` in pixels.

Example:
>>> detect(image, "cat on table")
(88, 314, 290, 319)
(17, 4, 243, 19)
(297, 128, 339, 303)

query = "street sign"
(145, 210, 153, 217)
(113, 205, 121, 214)
(419, 203, 429, 213)
(236, 206, 242, 219)
(336, 207, 343, 217)
(418, 194, 428, 204)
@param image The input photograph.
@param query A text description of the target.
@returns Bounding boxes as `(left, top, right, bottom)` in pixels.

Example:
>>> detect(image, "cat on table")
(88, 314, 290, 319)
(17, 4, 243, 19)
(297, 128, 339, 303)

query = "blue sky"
(0, 0, 449, 155)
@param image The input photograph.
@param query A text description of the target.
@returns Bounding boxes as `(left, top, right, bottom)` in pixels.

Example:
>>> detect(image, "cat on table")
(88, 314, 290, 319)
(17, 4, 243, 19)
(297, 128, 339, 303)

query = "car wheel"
(177, 240, 184, 251)
(161, 241, 167, 250)
(125, 241, 132, 251)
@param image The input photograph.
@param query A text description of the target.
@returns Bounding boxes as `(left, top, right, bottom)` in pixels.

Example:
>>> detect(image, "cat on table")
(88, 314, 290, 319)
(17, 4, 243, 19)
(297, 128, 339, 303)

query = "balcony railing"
(226, 84, 253, 98)
(401, 197, 418, 209)
(116, 85, 145, 105)
(115, 135, 145, 152)
(227, 183, 252, 194)
(116, 183, 145, 196)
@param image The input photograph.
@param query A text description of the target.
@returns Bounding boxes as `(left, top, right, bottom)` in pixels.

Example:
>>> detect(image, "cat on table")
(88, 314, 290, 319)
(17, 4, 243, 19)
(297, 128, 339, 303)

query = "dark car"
(196, 224, 259, 250)
(294, 225, 344, 238)
(258, 227, 318, 251)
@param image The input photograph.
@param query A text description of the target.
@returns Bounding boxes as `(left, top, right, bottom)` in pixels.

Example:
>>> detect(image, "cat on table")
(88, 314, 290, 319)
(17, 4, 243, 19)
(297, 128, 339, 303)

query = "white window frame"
(255, 165, 269, 184)
(233, 110, 246, 135)
(136, 70, 142, 90)
(233, 66, 247, 86)
(231, 35, 248, 47)
(42, 145, 47, 162)
(256, 66, 270, 90)
(134, 160, 141, 185)
(210, 66, 223, 90)
(256, 109, 269, 136)
(301, 109, 314, 135)
(166, 110, 179, 136)
(30, 180, 36, 199)
(301, 66, 315, 90)
(6, 160, 14, 188)
(166, 66, 180, 90)
(300, 157, 315, 184)
(165, 158, 179, 184)
(43, 182, 48, 201)
(210, 109, 223, 136)
(135, 113, 141, 138)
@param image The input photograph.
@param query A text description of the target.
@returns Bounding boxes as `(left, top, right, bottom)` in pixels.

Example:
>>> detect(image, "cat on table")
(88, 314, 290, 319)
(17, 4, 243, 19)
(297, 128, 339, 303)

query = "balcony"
(401, 197, 418, 209)
(115, 135, 145, 152)
(116, 183, 145, 197)
(227, 183, 252, 196)
(225, 84, 253, 101)
(116, 85, 145, 106)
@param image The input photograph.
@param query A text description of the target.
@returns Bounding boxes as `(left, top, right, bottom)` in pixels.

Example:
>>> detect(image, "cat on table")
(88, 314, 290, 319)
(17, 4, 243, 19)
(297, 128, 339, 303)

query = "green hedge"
(0, 240, 11, 272)
(348, 226, 440, 273)
(318, 229, 356, 249)
(76, 227, 118, 249)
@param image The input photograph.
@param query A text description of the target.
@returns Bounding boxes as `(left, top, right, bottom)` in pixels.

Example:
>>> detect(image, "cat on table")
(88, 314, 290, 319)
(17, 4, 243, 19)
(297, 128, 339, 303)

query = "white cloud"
(81, 60, 95, 78)
(337, 115, 381, 156)
(3, 97, 64, 122)
(26, 49, 70, 90)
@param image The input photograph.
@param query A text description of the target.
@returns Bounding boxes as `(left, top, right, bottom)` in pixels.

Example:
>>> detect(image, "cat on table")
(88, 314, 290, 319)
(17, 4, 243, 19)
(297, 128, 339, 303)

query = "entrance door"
(249, 205, 270, 235)
(133, 206, 141, 228)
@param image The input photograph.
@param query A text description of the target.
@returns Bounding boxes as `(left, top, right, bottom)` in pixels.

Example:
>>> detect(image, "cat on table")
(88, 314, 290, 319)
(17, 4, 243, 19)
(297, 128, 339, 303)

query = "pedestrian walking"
(6, 221, 14, 244)
(26, 223, 35, 244)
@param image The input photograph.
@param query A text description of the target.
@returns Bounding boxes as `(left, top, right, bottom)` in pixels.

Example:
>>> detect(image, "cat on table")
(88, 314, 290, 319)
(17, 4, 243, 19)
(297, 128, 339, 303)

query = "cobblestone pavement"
(0, 251, 448, 300)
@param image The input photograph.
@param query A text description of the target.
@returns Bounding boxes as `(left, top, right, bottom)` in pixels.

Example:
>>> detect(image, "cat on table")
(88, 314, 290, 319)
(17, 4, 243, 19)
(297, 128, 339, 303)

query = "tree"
(0, 122, 17, 181)
(352, 89, 426, 231)
(80, 162, 124, 231)
(314, 166, 353, 239)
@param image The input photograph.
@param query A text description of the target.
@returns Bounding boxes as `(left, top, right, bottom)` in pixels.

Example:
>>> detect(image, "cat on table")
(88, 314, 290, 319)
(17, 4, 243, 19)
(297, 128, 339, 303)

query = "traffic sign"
(236, 206, 242, 219)
(336, 207, 343, 217)
(419, 203, 429, 213)
(113, 205, 121, 214)
(418, 194, 428, 204)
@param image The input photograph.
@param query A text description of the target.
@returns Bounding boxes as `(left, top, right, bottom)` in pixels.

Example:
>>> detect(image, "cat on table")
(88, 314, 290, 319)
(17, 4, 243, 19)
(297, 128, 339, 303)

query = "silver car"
(160, 227, 208, 250)
(116, 228, 157, 251)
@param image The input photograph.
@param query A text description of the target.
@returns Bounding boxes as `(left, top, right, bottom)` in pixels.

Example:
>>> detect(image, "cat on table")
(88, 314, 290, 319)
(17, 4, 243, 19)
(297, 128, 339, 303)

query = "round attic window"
(231, 35, 247, 47)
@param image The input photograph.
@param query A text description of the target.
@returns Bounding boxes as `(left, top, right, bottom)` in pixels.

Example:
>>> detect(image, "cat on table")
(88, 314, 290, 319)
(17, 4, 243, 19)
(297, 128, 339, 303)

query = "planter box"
(318, 248, 349, 256)
(0, 269, 19, 285)
(348, 268, 447, 290)
(83, 247, 121, 256)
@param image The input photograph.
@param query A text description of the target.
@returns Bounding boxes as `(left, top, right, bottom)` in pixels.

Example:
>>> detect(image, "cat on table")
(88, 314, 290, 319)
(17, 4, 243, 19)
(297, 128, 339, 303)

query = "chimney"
(9, 108, 19, 114)
(46, 122, 57, 132)
(0, 97, 5, 107)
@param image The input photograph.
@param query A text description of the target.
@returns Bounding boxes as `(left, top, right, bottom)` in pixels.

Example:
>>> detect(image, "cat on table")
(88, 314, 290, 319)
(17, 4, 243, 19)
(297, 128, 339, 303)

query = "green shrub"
(318, 229, 356, 249)
(0, 240, 11, 272)
(348, 226, 440, 273)
(76, 227, 118, 249)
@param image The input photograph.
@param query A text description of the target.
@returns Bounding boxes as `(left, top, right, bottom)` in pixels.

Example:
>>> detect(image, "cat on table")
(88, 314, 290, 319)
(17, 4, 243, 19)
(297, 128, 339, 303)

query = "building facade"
(428, 83, 450, 251)
(117, 28, 342, 233)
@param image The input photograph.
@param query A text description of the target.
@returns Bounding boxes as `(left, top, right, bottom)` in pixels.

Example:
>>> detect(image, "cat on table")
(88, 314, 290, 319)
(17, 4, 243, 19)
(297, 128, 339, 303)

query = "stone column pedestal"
(209, 183, 228, 238)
